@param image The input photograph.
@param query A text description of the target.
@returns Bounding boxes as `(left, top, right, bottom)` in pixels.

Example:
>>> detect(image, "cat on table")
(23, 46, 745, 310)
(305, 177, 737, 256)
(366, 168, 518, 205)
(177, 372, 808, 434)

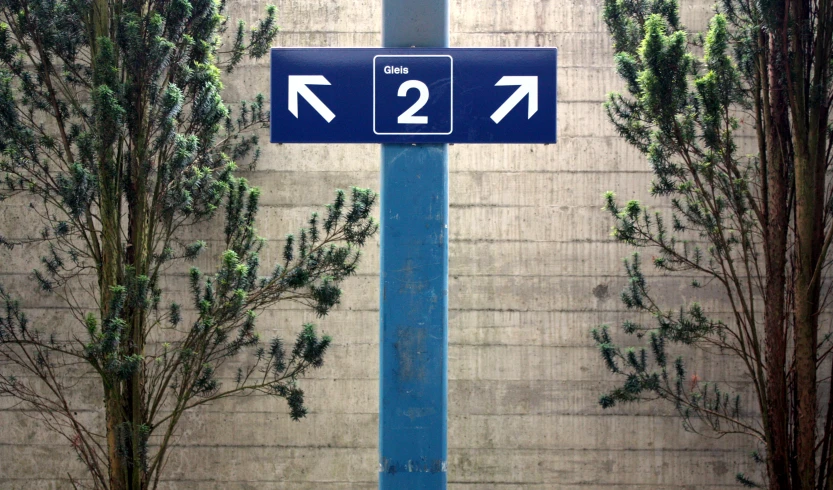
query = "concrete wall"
(0, 0, 756, 488)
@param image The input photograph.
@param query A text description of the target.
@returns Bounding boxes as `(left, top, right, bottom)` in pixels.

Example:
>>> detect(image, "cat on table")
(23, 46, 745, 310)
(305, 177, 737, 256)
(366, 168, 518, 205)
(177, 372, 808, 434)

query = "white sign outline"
(373, 55, 453, 136)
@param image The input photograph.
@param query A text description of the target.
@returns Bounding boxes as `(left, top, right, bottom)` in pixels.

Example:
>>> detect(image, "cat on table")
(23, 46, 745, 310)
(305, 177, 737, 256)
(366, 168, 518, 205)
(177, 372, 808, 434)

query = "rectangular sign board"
(270, 48, 557, 144)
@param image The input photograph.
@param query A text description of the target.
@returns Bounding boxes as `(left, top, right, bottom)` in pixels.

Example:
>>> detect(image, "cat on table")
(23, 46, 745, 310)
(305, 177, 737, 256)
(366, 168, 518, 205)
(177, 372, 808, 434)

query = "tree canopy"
(0, 1, 377, 488)
(595, 0, 832, 487)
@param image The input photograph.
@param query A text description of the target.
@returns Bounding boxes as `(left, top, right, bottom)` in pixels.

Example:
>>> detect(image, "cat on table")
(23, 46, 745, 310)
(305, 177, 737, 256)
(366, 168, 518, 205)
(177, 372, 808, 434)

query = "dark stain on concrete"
(592, 283, 610, 301)
(713, 460, 729, 476)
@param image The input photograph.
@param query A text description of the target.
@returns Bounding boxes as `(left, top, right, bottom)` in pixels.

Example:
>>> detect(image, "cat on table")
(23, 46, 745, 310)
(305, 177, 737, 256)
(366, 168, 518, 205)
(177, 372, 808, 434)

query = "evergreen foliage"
(596, 0, 832, 487)
(0, 1, 377, 488)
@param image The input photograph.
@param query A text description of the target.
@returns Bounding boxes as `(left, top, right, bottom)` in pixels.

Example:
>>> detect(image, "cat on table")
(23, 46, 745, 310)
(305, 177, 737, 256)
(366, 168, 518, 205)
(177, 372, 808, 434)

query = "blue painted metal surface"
(269, 47, 557, 144)
(380, 0, 448, 489)
(379, 144, 449, 489)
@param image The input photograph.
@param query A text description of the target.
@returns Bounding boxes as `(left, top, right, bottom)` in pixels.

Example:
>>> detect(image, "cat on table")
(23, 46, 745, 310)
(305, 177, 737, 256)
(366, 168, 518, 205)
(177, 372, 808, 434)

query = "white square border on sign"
(372, 55, 454, 136)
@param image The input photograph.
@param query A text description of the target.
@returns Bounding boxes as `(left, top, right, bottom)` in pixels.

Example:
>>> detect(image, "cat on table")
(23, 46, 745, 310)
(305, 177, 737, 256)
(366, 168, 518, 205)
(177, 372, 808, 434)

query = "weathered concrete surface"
(0, 0, 757, 488)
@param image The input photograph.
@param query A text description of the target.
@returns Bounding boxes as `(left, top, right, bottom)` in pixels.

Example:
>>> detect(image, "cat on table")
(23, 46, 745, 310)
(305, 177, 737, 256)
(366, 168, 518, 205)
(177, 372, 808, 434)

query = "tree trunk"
(791, 95, 824, 490)
(90, 1, 128, 488)
(790, 0, 829, 481)
(106, 387, 126, 490)
(753, 20, 794, 489)
(793, 145, 821, 490)
(762, 32, 792, 487)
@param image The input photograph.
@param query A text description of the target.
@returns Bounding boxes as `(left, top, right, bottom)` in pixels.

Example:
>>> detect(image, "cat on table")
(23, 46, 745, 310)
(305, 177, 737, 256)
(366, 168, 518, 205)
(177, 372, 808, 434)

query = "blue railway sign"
(270, 48, 557, 144)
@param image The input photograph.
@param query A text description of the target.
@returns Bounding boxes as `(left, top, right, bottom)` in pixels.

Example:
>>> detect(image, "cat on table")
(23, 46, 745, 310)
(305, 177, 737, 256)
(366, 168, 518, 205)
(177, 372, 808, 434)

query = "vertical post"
(379, 1, 449, 489)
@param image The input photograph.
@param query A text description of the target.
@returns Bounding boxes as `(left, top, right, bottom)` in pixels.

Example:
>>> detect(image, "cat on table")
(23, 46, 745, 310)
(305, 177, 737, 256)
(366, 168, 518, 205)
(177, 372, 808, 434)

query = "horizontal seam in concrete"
(0, 478, 744, 487)
(0, 412, 760, 420)
(237, 169, 655, 174)
(272, 30, 603, 34)
(0, 442, 746, 453)
(0, 272, 736, 279)
(0, 306, 759, 314)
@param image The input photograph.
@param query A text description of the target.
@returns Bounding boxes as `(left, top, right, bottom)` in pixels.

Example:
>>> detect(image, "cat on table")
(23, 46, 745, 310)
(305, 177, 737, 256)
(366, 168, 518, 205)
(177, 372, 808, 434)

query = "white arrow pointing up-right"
(490, 76, 538, 124)
(288, 75, 335, 123)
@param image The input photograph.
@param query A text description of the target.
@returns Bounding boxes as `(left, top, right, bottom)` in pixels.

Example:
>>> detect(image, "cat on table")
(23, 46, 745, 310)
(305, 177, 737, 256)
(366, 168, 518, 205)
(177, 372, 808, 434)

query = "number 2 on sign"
(397, 80, 429, 124)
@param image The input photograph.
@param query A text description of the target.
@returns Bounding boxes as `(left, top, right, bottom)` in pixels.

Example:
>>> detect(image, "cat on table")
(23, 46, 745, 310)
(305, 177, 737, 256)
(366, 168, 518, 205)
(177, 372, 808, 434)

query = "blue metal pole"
(379, 1, 449, 489)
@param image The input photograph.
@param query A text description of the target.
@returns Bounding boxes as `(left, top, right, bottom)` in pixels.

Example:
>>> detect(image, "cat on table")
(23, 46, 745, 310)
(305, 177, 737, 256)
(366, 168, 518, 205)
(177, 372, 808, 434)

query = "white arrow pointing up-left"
(288, 75, 335, 122)
(490, 76, 538, 124)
